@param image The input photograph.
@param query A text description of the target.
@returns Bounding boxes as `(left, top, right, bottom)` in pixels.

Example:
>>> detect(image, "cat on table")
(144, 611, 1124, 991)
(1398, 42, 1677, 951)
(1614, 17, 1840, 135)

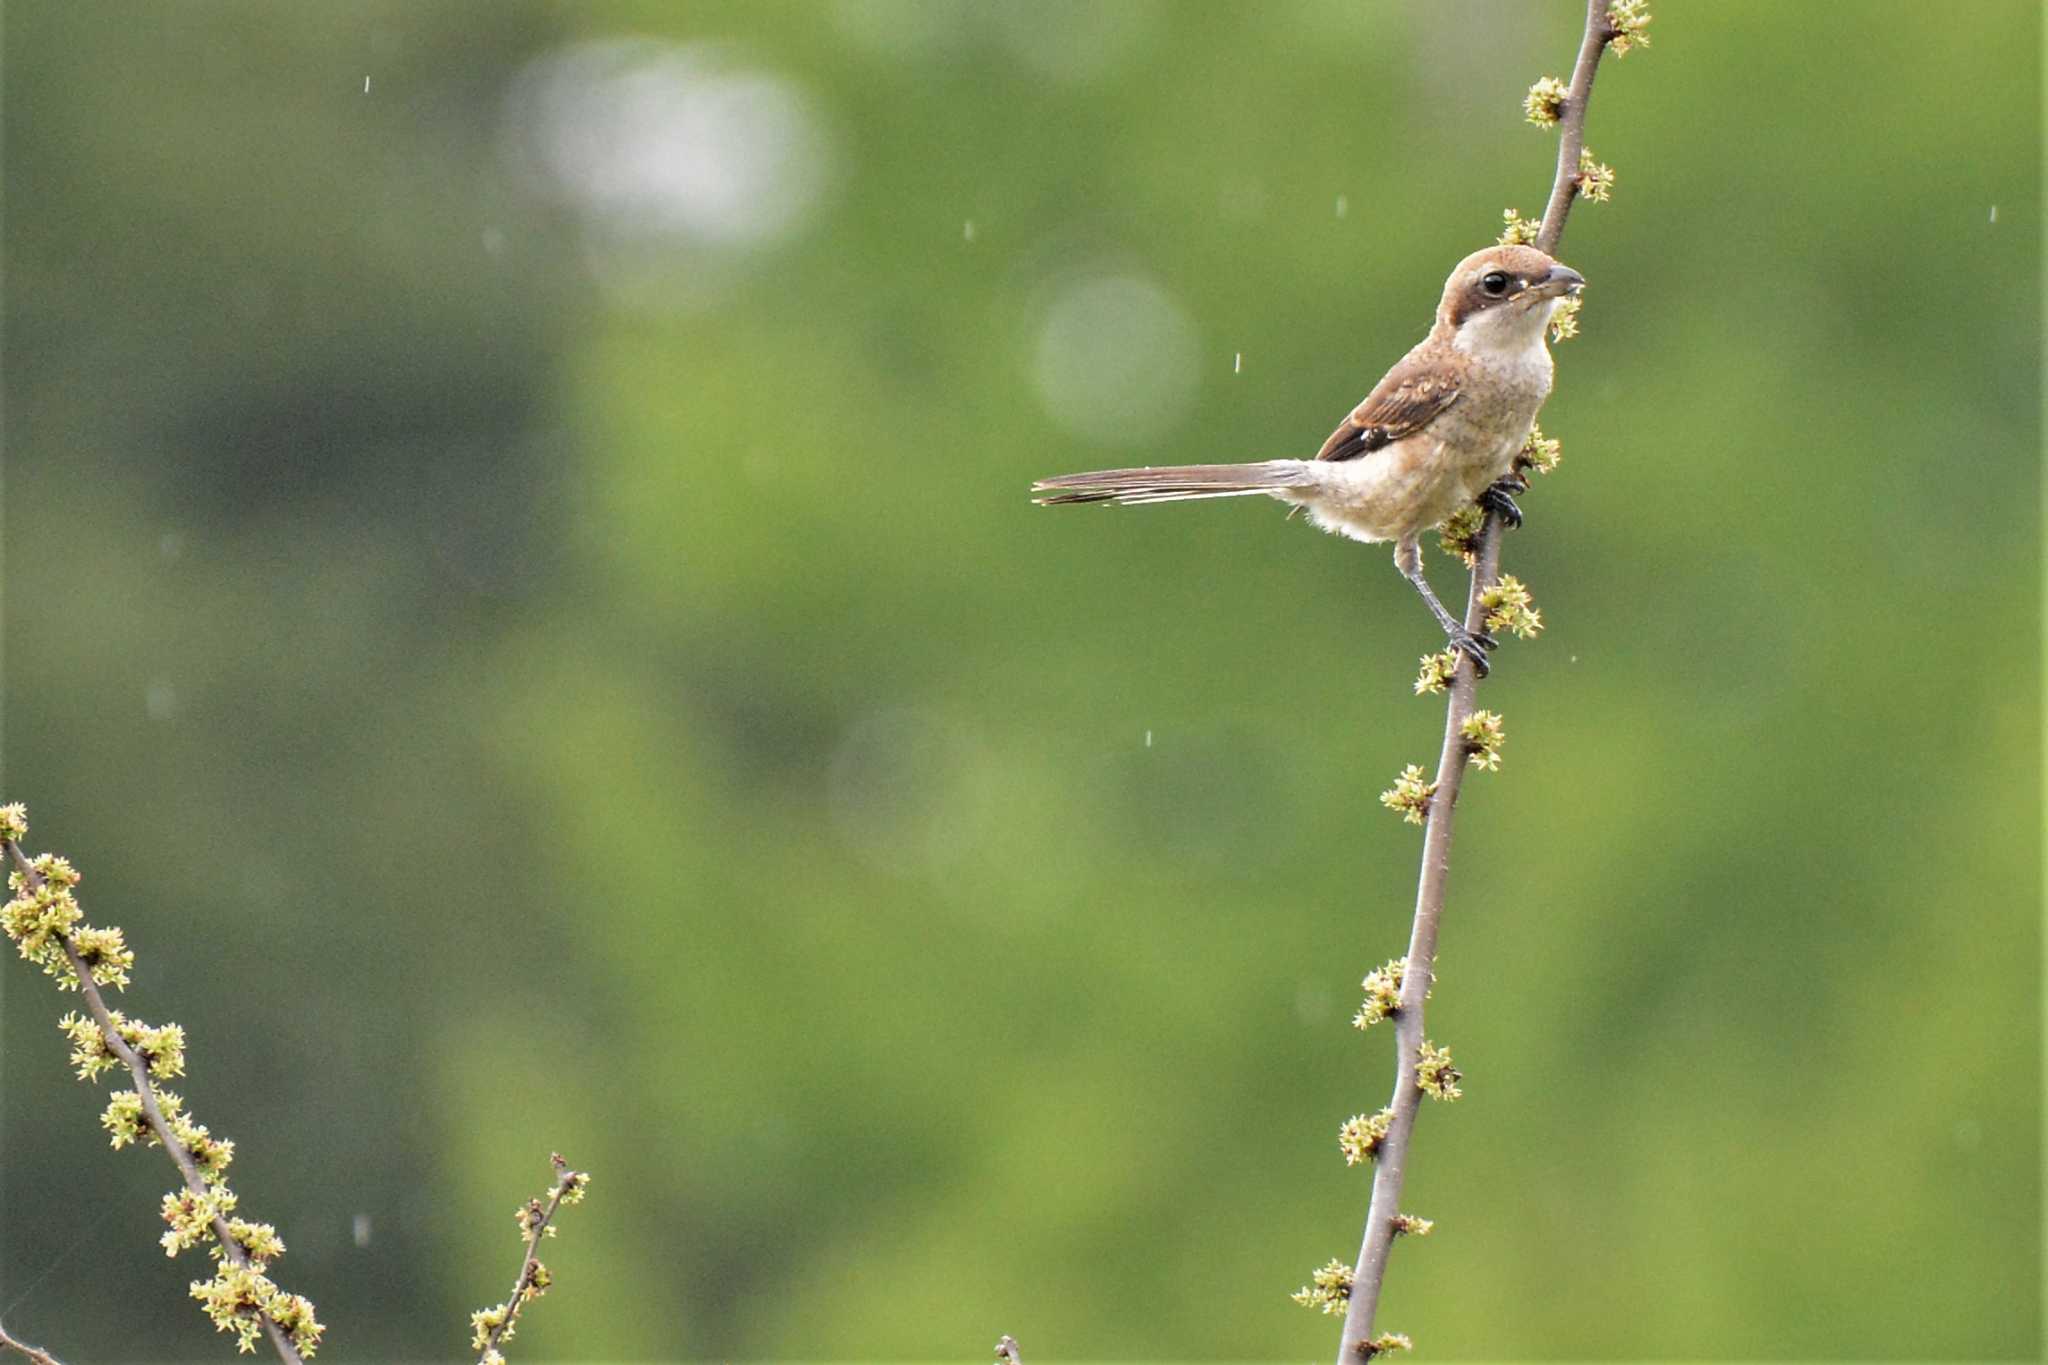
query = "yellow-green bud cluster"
(1575, 148, 1615, 203)
(471, 1304, 512, 1352)
(1515, 424, 1562, 476)
(60, 1009, 184, 1082)
(191, 1264, 323, 1357)
(1497, 207, 1542, 247)
(1481, 576, 1544, 640)
(4, 850, 132, 991)
(1353, 958, 1407, 1030)
(1391, 1213, 1434, 1237)
(98, 1086, 235, 1182)
(1606, 0, 1653, 56)
(1415, 1041, 1463, 1101)
(162, 1186, 236, 1257)
(1436, 504, 1486, 568)
(214, 1218, 287, 1270)
(1289, 1258, 1355, 1315)
(1549, 292, 1582, 343)
(1461, 712, 1506, 771)
(1338, 1108, 1396, 1166)
(1523, 76, 1568, 126)
(1413, 649, 1460, 696)
(1378, 765, 1437, 825)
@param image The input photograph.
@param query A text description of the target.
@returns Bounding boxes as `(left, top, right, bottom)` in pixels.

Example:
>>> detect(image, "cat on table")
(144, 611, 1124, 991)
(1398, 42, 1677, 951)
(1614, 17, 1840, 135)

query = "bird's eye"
(1480, 271, 1512, 297)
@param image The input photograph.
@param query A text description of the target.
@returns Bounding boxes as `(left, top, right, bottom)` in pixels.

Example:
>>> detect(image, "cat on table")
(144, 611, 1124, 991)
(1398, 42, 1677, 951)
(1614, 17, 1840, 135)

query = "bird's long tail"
(1031, 460, 1311, 506)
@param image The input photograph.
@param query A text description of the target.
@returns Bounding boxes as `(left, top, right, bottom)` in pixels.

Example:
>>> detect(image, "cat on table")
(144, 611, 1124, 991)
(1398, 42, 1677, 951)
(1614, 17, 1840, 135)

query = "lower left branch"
(1, 802, 322, 1362)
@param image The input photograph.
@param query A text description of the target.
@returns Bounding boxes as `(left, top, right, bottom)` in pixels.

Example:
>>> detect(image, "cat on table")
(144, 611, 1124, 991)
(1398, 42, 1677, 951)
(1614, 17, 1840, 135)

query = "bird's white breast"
(1447, 304, 1556, 482)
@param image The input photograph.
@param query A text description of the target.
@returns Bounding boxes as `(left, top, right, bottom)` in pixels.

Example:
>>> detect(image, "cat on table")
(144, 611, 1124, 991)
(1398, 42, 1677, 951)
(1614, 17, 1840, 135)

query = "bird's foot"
(1477, 476, 1528, 529)
(1445, 624, 1498, 678)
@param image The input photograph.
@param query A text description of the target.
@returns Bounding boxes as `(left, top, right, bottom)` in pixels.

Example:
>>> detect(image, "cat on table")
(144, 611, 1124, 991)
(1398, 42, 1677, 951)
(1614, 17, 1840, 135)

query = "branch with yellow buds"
(3, 803, 594, 1364)
(470, 1154, 592, 1365)
(0, 804, 322, 1364)
(1326, 3, 1651, 1360)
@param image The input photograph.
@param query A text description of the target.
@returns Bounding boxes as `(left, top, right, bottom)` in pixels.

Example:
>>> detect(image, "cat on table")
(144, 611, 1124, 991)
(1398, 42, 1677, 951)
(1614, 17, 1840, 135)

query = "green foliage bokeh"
(1, 2, 2039, 1359)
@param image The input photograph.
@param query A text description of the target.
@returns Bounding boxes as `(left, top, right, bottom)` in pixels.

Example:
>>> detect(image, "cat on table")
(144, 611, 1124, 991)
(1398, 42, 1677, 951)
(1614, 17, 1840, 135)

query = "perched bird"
(1032, 244, 1583, 674)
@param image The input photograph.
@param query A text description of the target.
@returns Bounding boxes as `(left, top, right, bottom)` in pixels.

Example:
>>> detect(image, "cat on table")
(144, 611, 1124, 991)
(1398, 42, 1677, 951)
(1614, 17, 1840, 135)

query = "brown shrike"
(1033, 244, 1584, 675)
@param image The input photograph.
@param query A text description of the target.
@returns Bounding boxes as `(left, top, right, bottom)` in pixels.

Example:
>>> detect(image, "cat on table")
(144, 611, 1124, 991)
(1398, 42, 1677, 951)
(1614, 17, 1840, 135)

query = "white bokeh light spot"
(1032, 273, 1199, 447)
(503, 39, 831, 309)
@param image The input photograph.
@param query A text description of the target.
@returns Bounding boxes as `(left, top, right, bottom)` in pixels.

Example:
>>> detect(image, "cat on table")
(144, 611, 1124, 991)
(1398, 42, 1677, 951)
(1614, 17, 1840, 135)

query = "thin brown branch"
(0, 1319, 66, 1365)
(1334, 2, 1617, 1359)
(3, 842, 307, 1365)
(473, 1155, 586, 1363)
(1536, 0, 1617, 257)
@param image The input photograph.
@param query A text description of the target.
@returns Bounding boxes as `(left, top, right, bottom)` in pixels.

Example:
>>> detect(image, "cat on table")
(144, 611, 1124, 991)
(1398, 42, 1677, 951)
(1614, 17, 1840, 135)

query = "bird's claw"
(1446, 625, 1497, 678)
(1477, 477, 1526, 529)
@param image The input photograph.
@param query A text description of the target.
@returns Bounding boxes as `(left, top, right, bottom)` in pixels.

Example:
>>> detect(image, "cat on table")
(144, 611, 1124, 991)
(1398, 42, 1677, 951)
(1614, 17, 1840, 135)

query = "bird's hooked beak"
(1530, 264, 1585, 299)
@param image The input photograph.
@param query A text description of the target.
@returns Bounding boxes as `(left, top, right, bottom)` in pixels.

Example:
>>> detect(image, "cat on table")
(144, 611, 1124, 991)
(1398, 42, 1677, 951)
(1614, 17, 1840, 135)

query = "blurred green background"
(2, 2, 2039, 1360)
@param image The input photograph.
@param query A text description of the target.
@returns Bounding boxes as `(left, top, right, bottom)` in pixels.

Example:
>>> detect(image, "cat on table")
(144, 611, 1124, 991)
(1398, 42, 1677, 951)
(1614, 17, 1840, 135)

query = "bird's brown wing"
(1314, 351, 1463, 462)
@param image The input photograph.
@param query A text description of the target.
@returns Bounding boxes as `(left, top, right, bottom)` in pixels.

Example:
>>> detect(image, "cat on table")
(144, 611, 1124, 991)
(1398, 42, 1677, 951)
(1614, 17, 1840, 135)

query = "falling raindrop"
(1233, 352, 1242, 374)
(1335, 194, 1349, 218)
(964, 219, 976, 242)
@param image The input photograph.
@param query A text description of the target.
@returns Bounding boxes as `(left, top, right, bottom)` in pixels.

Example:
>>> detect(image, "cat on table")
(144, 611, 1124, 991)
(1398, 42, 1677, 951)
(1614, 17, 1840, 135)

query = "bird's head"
(1435, 245, 1584, 355)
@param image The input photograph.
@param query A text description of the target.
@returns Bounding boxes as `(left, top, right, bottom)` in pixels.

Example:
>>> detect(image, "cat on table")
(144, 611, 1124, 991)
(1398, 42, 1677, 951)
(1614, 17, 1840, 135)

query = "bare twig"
(2, 841, 307, 1365)
(0, 1319, 66, 1365)
(1535, 1, 1617, 258)
(1334, 3, 1619, 1358)
(471, 1154, 588, 1364)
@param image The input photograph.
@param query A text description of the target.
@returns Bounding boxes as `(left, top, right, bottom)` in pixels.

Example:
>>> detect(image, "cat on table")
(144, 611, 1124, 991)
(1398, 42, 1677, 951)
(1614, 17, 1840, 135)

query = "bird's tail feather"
(1032, 460, 1308, 506)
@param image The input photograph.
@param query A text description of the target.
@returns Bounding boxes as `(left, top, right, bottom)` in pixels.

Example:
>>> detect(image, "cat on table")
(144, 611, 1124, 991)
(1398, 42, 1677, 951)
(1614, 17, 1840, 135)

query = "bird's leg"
(1393, 537, 1495, 677)
(1477, 473, 1529, 529)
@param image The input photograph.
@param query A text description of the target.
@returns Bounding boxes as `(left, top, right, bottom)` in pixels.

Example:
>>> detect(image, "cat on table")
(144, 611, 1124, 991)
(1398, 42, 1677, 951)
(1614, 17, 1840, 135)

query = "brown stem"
(4, 842, 306, 1365)
(1334, 2, 1615, 1359)
(0, 1319, 66, 1365)
(1536, 0, 1616, 258)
